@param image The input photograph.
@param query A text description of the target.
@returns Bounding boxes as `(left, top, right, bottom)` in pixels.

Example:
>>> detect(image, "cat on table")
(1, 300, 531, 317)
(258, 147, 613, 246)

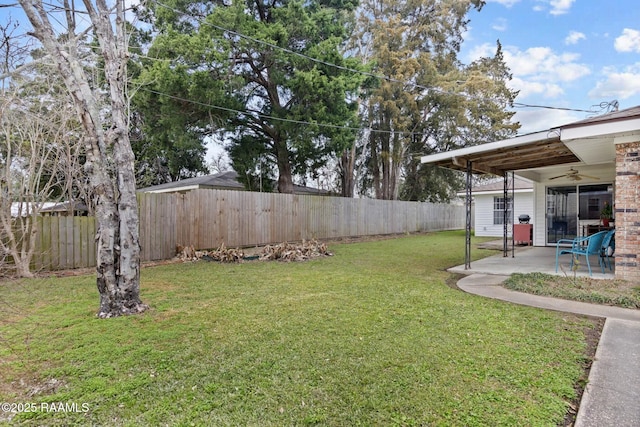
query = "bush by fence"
(27, 189, 465, 271)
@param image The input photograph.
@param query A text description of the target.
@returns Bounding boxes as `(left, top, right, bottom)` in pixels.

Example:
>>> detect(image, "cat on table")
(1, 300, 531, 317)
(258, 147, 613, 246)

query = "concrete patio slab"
(449, 245, 615, 280)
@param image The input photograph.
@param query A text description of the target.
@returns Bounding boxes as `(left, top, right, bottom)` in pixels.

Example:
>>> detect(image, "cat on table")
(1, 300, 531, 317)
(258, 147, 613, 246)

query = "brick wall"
(615, 141, 640, 282)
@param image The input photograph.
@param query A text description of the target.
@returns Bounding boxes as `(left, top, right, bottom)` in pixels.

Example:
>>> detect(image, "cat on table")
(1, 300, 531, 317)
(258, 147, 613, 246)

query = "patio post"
(503, 172, 507, 256)
(511, 171, 515, 258)
(502, 171, 515, 258)
(465, 160, 472, 269)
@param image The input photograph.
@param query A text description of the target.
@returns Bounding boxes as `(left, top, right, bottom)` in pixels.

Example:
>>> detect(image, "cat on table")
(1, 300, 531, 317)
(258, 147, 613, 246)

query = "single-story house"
(40, 201, 89, 216)
(421, 105, 640, 282)
(137, 170, 331, 196)
(10, 201, 88, 217)
(10, 202, 58, 217)
(460, 176, 534, 238)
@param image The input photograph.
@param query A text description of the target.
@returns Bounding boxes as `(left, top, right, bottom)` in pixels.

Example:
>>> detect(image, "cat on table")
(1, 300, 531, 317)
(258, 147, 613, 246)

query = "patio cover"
(420, 106, 640, 177)
(420, 105, 640, 269)
(420, 130, 578, 176)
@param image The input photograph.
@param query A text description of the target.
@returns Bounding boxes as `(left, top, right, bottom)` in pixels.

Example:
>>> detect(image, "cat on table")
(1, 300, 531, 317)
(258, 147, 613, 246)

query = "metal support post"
(511, 171, 515, 258)
(465, 161, 472, 269)
(503, 171, 508, 257)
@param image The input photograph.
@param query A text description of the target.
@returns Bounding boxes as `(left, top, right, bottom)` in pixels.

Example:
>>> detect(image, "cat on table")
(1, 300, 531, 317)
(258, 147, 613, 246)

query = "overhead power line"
(150, 0, 603, 116)
(152, 0, 430, 91)
(139, 87, 406, 135)
(511, 102, 596, 113)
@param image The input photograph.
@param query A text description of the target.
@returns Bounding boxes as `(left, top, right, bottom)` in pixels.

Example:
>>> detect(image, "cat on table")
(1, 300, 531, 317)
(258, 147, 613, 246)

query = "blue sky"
(3, 0, 639, 138)
(461, 0, 640, 133)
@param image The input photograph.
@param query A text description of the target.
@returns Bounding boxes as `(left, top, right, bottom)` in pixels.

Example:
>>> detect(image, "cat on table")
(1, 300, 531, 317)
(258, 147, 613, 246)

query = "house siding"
(473, 191, 533, 237)
(533, 182, 546, 246)
(615, 140, 640, 281)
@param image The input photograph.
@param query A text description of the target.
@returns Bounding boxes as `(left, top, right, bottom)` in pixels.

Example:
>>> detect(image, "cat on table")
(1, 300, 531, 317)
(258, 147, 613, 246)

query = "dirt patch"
(563, 316, 604, 427)
(0, 374, 67, 422)
(445, 273, 466, 290)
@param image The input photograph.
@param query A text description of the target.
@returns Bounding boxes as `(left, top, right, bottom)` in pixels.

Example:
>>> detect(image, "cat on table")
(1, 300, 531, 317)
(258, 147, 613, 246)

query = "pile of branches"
(259, 239, 333, 262)
(176, 243, 244, 263)
(176, 239, 332, 263)
(175, 245, 199, 262)
(204, 243, 245, 263)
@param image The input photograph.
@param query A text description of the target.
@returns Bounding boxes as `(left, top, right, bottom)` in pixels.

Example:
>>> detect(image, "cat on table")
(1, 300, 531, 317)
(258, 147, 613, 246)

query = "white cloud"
(486, 0, 521, 7)
(513, 109, 582, 134)
(533, 0, 575, 15)
(503, 46, 590, 82)
(549, 0, 575, 15)
(510, 77, 565, 99)
(492, 18, 508, 32)
(466, 43, 497, 61)
(589, 64, 640, 100)
(565, 31, 586, 45)
(467, 43, 591, 99)
(614, 29, 640, 53)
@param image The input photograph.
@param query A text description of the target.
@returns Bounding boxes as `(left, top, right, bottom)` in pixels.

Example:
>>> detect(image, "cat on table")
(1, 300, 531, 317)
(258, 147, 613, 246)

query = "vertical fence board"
(39, 216, 51, 271)
(63, 216, 72, 269)
(72, 216, 81, 268)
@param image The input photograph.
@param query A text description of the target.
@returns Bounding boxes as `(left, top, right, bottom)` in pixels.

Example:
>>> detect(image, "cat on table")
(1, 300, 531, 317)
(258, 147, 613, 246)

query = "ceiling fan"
(549, 167, 600, 181)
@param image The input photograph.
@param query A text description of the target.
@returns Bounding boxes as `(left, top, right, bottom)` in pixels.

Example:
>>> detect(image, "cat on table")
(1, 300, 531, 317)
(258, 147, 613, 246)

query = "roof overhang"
(420, 130, 578, 176)
(420, 108, 640, 179)
(421, 131, 579, 176)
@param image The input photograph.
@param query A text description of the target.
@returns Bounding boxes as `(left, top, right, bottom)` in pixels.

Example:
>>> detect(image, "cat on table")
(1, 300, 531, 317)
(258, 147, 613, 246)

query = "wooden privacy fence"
(30, 216, 97, 272)
(30, 189, 465, 271)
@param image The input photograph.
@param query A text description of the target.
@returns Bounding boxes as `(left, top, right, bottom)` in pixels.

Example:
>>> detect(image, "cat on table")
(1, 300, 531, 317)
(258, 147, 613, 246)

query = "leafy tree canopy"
(352, 0, 519, 201)
(136, 0, 364, 192)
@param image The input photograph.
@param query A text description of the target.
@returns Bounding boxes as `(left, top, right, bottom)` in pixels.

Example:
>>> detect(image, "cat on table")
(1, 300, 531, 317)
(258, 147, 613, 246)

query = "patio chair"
(555, 230, 608, 276)
(600, 229, 615, 271)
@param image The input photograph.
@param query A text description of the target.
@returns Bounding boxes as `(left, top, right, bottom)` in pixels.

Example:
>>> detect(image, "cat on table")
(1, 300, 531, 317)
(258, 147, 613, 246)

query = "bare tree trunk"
(274, 140, 294, 194)
(381, 131, 391, 200)
(18, 0, 147, 317)
(340, 147, 356, 198)
(370, 131, 382, 199)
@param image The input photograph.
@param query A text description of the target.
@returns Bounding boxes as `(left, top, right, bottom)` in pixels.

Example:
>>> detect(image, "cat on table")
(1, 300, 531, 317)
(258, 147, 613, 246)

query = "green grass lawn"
(1, 231, 597, 426)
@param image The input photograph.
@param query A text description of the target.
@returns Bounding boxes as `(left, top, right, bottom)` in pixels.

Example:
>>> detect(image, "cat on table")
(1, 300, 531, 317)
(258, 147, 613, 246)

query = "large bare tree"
(17, 0, 147, 317)
(1, 88, 72, 277)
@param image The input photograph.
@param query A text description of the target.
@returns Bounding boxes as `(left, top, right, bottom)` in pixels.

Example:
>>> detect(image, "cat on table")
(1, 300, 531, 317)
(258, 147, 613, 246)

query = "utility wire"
(511, 102, 596, 113)
(138, 87, 406, 135)
(1, 0, 608, 116)
(150, 0, 603, 116)
(152, 0, 427, 91)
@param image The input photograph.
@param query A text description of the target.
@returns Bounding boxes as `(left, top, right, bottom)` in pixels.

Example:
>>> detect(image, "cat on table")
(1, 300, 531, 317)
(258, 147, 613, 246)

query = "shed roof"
(137, 171, 244, 193)
(137, 170, 331, 195)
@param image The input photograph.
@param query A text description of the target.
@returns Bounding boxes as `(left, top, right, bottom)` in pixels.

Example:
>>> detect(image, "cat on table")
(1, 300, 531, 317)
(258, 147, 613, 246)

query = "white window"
(493, 197, 513, 225)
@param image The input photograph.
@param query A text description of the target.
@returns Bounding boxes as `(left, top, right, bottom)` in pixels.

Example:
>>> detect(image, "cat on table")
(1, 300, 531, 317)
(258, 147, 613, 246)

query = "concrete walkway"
(457, 274, 640, 427)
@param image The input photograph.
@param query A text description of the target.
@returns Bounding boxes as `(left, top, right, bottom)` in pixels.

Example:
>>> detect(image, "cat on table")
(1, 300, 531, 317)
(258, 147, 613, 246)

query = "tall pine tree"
(137, 0, 363, 193)
(352, 0, 519, 201)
